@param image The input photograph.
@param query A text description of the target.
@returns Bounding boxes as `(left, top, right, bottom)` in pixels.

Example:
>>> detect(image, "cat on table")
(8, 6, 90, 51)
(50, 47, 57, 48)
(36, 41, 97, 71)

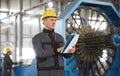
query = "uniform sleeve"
(56, 34, 74, 58)
(32, 35, 55, 58)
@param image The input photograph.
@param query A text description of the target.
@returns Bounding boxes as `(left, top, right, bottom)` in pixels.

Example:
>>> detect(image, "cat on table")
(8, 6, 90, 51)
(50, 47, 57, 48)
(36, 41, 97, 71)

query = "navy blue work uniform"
(32, 29, 67, 76)
(4, 54, 13, 76)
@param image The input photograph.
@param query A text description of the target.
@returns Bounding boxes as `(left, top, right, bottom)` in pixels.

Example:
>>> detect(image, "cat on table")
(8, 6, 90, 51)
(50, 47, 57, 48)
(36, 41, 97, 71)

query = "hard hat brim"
(42, 16, 58, 20)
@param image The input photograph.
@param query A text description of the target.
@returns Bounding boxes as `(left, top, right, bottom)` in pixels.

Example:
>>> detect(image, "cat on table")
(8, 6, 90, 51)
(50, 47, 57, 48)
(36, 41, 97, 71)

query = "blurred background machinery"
(0, 0, 120, 76)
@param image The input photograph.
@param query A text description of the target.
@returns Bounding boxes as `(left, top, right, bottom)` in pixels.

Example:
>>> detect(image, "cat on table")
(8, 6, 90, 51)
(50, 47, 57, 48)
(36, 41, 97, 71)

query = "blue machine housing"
(57, 0, 120, 76)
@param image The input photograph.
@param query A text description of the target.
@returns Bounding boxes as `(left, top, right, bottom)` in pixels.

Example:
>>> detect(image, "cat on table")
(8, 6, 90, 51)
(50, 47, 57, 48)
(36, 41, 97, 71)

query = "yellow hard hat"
(6, 48, 11, 53)
(42, 9, 58, 20)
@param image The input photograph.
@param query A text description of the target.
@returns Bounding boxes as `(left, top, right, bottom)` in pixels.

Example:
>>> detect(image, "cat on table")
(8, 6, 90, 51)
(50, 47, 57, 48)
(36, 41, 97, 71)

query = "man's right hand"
(6, 69, 10, 72)
(57, 47, 63, 53)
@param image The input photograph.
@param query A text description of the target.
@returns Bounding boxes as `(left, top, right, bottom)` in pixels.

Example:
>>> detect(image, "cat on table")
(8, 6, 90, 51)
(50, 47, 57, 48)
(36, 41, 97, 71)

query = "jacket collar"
(43, 28, 54, 33)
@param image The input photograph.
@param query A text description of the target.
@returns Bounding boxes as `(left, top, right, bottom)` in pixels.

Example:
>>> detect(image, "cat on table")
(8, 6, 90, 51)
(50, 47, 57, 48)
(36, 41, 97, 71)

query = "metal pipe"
(56, 0, 62, 15)
(0, 0, 1, 55)
(14, 16, 18, 62)
(0, 20, 2, 55)
(18, 0, 23, 62)
(5, 0, 10, 46)
(0, 11, 9, 13)
(38, 18, 41, 32)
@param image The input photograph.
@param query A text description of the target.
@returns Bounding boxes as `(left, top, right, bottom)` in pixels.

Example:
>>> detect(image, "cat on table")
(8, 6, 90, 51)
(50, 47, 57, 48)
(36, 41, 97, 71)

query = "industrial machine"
(56, 0, 120, 76)
(12, 0, 120, 76)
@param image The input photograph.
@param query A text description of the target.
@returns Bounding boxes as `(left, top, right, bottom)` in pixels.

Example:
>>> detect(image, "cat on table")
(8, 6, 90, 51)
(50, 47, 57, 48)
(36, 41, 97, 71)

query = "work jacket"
(4, 54, 13, 70)
(32, 29, 65, 71)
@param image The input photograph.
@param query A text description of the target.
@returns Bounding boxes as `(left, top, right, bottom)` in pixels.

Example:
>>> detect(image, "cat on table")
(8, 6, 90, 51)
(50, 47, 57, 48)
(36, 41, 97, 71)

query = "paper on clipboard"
(61, 33, 79, 53)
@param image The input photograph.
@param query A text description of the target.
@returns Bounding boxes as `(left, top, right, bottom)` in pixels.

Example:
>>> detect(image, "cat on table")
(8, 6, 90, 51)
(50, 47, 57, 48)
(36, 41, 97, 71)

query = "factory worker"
(32, 9, 76, 76)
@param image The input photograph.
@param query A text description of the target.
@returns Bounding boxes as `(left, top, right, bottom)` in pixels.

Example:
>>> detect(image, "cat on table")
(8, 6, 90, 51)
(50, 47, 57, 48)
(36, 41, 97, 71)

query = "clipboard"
(61, 33, 79, 53)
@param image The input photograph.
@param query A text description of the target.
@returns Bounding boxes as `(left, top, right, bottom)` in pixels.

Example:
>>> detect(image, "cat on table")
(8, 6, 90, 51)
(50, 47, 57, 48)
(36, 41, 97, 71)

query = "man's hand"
(6, 69, 10, 72)
(57, 46, 76, 54)
(67, 46, 76, 54)
(57, 47, 63, 53)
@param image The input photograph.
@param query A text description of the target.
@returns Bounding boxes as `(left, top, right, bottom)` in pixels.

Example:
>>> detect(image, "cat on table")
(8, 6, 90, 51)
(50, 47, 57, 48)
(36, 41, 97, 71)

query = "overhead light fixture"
(48, 2, 53, 8)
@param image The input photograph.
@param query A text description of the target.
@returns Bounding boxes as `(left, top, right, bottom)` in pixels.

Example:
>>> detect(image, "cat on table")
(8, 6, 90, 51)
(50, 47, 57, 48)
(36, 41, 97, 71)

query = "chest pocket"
(41, 42, 52, 49)
(40, 33, 63, 50)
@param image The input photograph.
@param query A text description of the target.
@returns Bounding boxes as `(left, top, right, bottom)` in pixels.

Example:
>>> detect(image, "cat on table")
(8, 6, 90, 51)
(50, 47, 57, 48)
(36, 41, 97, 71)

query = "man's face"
(43, 17, 57, 30)
(8, 51, 12, 55)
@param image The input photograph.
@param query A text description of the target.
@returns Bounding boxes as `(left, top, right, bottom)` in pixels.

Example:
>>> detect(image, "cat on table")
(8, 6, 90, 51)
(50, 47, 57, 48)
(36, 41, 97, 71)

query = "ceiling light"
(48, 2, 53, 8)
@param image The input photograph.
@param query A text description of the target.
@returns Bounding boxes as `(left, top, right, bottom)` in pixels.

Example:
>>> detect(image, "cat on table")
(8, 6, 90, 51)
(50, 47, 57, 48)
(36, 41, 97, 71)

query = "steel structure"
(56, 0, 120, 76)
